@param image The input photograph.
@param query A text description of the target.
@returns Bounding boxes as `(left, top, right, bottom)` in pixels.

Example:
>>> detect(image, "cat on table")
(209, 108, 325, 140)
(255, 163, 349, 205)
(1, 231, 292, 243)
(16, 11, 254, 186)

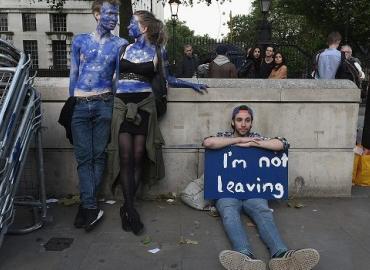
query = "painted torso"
(116, 36, 159, 94)
(69, 33, 127, 96)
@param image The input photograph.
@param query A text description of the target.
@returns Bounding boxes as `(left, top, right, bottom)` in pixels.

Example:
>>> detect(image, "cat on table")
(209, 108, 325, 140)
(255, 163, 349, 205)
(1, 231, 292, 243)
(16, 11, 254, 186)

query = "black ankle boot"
(127, 208, 144, 235)
(120, 206, 131, 232)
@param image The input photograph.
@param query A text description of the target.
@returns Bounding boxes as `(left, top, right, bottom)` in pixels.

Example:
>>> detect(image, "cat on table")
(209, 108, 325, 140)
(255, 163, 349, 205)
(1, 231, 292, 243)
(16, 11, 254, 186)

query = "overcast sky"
(164, 0, 252, 39)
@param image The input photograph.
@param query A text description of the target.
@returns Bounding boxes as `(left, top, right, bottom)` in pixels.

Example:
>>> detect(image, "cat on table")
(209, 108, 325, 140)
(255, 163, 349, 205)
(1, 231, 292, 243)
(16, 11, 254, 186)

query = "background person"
(237, 47, 262, 78)
(203, 105, 320, 270)
(259, 46, 275, 78)
(268, 52, 288, 79)
(315, 31, 342, 79)
(176, 44, 199, 78)
(340, 45, 366, 80)
(208, 44, 238, 78)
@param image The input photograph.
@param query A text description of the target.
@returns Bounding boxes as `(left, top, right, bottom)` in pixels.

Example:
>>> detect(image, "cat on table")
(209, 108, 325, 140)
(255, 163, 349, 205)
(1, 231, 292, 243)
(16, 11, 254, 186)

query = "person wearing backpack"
(315, 31, 342, 79)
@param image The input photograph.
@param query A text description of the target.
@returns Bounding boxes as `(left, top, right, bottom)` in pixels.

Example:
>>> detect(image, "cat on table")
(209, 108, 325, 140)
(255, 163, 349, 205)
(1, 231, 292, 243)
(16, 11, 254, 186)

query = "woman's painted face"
(274, 53, 283, 64)
(128, 16, 142, 38)
(253, 48, 260, 59)
(98, 2, 119, 31)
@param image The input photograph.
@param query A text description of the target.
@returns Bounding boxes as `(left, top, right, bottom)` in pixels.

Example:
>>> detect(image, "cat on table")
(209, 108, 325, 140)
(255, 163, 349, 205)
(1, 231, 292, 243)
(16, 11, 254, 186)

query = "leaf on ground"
(246, 222, 256, 227)
(179, 236, 199, 245)
(141, 236, 152, 245)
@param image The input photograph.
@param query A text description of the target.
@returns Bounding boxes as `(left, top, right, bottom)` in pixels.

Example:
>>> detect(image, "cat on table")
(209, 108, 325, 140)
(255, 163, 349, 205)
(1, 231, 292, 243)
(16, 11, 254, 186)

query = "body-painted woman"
(114, 10, 207, 235)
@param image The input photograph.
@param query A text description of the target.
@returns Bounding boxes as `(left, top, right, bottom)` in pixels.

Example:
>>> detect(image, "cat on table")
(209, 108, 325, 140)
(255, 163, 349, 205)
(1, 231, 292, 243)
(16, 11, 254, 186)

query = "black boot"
(127, 208, 144, 235)
(74, 204, 85, 229)
(120, 206, 131, 232)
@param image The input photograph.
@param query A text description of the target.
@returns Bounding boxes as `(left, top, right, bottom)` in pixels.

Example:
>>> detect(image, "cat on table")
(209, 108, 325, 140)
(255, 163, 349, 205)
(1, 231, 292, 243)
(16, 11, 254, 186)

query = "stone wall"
(32, 78, 360, 198)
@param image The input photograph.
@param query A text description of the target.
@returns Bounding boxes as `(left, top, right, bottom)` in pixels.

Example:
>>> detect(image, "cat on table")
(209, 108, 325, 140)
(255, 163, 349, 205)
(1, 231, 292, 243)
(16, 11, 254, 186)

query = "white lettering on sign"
(217, 174, 285, 199)
(259, 153, 288, 168)
(223, 151, 247, 169)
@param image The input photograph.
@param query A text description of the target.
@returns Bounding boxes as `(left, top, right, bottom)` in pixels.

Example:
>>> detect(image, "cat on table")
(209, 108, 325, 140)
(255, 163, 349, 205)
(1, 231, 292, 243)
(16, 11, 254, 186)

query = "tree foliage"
(227, 0, 370, 61)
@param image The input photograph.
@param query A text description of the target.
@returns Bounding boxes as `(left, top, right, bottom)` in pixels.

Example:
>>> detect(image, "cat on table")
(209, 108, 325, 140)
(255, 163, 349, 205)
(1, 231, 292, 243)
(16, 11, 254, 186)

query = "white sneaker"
(219, 250, 266, 270)
(269, 248, 320, 270)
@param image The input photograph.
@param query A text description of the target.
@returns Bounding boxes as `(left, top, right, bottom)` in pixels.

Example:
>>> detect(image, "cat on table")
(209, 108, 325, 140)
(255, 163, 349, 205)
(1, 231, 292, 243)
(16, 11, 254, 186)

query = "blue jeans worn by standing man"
(71, 96, 113, 209)
(216, 198, 288, 257)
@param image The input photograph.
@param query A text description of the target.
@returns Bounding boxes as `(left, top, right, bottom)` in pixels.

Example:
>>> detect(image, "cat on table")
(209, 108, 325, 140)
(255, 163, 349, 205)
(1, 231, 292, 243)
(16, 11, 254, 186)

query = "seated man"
(203, 105, 320, 270)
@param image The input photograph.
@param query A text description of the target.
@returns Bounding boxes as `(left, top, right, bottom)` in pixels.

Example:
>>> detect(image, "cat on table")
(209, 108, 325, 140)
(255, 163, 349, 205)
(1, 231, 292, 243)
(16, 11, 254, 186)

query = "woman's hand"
(191, 83, 208, 94)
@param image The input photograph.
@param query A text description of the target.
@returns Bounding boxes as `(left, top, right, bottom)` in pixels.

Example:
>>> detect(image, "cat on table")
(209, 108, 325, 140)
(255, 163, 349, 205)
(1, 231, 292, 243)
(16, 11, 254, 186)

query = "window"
(52, 40, 67, 69)
(50, 14, 66, 32)
(0, 13, 8, 31)
(23, 40, 39, 69)
(22, 13, 37, 31)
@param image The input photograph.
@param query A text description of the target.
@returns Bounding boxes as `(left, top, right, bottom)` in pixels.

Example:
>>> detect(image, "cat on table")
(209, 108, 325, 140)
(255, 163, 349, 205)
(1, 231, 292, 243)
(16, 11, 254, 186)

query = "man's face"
(341, 47, 352, 60)
(128, 16, 142, 38)
(232, 110, 253, 137)
(97, 2, 119, 31)
(265, 47, 274, 57)
(184, 47, 193, 57)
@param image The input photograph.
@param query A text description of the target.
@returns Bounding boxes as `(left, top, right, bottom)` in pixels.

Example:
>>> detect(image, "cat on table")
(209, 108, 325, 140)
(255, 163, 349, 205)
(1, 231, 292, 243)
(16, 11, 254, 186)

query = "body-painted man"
(69, 0, 128, 232)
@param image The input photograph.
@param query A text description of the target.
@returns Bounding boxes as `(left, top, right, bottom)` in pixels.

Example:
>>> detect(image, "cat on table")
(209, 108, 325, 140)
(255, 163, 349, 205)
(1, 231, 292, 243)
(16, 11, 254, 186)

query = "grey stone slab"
(281, 87, 361, 102)
(35, 77, 69, 101)
(288, 150, 354, 197)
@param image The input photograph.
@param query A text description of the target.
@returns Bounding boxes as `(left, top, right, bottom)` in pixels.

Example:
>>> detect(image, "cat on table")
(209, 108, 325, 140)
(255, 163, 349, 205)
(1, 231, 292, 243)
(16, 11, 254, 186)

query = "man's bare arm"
(203, 136, 258, 149)
(236, 138, 284, 151)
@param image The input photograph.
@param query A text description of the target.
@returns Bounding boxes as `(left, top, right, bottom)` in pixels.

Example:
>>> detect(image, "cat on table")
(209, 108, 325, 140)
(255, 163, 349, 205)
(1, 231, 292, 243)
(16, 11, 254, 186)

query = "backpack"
(312, 49, 361, 87)
(335, 56, 361, 88)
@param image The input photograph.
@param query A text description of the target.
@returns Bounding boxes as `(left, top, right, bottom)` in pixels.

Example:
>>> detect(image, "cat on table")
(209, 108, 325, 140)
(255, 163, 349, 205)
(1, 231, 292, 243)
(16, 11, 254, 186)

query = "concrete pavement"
(1, 187, 370, 270)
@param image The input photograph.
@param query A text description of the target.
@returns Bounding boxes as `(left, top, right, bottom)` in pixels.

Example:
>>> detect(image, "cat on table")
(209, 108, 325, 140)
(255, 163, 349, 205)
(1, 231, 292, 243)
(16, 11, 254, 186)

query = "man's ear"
(94, 11, 100, 22)
(231, 120, 235, 128)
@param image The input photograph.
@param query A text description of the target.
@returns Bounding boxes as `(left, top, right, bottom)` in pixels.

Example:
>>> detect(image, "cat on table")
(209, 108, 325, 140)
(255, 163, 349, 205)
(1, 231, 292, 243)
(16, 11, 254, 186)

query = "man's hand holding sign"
(202, 105, 319, 270)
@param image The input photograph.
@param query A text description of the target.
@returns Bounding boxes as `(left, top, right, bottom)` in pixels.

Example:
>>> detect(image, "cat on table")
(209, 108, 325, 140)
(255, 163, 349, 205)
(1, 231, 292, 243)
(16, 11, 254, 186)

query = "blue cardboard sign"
(204, 147, 288, 200)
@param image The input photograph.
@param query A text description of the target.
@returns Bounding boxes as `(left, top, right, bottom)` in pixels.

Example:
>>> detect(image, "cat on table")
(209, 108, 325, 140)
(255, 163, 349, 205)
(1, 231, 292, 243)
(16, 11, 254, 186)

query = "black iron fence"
(31, 37, 369, 82)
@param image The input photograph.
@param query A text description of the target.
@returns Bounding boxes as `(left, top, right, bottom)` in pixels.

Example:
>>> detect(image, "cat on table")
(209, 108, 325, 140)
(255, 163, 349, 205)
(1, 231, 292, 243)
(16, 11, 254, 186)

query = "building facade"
(0, 0, 164, 70)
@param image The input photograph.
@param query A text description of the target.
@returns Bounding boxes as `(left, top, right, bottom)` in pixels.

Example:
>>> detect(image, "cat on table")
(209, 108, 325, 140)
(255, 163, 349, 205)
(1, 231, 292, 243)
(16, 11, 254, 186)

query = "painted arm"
(162, 49, 208, 94)
(68, 37, 80, 97)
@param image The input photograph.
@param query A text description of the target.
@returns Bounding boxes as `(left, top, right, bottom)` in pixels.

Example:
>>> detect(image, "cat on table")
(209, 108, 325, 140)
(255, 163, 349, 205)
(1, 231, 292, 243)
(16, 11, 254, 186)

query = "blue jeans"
(216, 198, 288, 257)
(71, 96, 113, 209)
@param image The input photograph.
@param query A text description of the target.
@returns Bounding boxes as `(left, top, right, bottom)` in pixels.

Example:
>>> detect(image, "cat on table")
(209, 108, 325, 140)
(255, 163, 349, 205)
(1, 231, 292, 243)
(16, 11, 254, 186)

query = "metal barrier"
(0, 39, 46, 247)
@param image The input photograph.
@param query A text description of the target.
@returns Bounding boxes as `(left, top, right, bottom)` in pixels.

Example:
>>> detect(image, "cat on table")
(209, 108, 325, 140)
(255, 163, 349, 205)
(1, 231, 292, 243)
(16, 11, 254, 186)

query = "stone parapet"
(32, 78, 360, 198)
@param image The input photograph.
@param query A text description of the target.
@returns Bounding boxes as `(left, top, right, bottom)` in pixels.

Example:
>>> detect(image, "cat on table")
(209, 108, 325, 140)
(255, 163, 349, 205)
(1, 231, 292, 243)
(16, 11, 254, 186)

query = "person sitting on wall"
(203, 105, 320, 270)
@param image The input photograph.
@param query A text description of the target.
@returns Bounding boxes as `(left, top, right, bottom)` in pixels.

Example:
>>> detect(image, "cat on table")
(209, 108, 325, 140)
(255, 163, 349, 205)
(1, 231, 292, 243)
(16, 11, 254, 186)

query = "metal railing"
(0, 39, 46, 247)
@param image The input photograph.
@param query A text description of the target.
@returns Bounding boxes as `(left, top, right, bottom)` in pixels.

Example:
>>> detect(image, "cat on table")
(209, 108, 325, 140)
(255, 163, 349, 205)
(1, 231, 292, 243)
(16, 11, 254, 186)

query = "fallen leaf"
(141, 236, 152, 245)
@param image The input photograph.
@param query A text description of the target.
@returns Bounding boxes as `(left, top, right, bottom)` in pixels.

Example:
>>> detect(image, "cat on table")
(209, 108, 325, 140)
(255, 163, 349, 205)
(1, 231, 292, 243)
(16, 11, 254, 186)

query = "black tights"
(118, 132, 146, 210)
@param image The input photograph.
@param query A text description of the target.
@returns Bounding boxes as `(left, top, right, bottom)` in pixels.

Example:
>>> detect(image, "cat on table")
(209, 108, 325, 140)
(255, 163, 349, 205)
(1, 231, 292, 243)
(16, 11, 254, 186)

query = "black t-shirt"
(259, 60, 275, 78)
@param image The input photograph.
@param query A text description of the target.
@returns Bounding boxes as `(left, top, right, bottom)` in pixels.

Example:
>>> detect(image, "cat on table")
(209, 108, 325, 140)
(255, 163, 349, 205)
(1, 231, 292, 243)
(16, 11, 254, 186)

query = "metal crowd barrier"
(0, 39, 46, 247)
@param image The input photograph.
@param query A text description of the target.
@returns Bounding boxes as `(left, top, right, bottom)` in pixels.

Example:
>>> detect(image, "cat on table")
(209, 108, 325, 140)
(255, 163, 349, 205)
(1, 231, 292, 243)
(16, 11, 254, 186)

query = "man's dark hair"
(92, 0, 120, 14)
(231, 105, 254, 121)
(327, 31, 342, 45)
(216, 44, 228, 55)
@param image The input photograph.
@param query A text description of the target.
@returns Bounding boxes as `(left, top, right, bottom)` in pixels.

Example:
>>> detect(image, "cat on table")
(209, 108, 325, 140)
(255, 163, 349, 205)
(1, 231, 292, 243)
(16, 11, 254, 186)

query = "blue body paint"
(69, 3, 128, 96)
(117, 16, 208, 94)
